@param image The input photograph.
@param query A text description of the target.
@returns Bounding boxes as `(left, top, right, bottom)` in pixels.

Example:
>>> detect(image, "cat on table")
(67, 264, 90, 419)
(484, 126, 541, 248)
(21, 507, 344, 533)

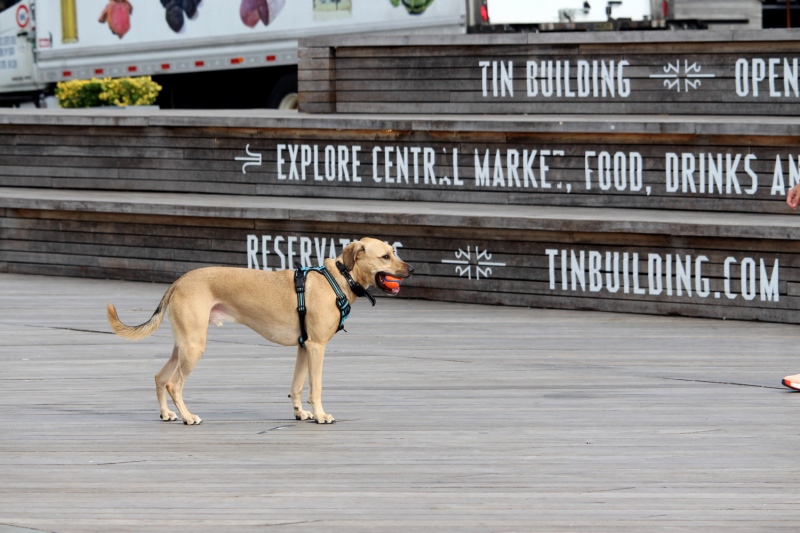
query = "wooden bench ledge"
(2, 187, 800, 240)
(0, 108, 799, 136)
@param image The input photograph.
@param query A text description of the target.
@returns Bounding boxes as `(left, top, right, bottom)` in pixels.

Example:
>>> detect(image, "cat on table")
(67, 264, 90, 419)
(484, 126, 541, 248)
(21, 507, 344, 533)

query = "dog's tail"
(107, 283, 177, 341)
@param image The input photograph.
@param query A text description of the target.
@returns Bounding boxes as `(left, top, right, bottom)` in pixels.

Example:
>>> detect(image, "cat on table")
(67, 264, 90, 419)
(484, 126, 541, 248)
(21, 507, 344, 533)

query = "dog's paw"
(315, 413, 335, 424)
(294, 408, 314, 421)
(182, 415, 203, 425)
(160, 410, 178, 421)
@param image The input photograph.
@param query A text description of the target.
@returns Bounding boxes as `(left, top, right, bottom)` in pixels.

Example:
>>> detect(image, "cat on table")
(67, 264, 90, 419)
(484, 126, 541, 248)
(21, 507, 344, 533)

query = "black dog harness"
(293, 261, 375, 348)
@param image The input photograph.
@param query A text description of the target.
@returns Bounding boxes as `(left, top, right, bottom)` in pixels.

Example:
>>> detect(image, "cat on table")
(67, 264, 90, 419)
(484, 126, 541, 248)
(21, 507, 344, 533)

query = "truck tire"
(266, 72, 298, 110)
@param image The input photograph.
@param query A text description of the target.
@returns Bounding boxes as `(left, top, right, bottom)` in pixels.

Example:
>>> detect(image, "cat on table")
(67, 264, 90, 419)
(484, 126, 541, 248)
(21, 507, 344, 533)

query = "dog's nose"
(406, 264, 414, 274)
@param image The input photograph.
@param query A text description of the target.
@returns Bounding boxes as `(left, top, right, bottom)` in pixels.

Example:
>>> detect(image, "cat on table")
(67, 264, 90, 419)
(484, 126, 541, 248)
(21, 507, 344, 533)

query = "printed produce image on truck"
(0, 0, 465, 108)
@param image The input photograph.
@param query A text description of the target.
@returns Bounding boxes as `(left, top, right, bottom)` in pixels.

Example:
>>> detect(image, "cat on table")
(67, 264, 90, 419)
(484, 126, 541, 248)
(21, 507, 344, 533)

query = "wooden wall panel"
(298, 33, 800, 115)
(0, 109, 797, 323)
(0, 207, 795, 323)
(298, 47, 336, 114)
(2, 122, 800, 214)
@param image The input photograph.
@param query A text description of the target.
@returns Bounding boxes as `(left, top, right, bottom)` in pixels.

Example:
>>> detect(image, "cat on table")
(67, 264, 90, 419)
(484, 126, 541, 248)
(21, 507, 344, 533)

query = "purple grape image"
(160, 0, 202, 33)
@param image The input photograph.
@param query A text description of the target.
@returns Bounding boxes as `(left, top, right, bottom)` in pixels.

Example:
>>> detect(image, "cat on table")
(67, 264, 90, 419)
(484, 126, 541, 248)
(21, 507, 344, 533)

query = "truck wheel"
(266, 72, 298, 110)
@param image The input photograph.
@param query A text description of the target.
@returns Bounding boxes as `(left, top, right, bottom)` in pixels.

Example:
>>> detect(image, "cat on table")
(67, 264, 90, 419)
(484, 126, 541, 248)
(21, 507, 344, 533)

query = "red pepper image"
(99, 0, 133, 39)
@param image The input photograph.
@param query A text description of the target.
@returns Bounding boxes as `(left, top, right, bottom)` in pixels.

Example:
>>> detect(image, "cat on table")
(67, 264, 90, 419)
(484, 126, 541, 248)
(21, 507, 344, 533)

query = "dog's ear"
(342, 241, 365, 271)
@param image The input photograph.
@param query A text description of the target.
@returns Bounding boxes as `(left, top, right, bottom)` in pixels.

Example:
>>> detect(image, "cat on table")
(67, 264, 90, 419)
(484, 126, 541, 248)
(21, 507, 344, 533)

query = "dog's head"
(341, 238, 413, 295)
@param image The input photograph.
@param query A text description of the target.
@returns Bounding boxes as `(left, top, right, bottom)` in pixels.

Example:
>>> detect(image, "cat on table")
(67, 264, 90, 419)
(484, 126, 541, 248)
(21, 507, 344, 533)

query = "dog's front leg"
(306, 341, 334, 424)
(290, 346, 314, 421)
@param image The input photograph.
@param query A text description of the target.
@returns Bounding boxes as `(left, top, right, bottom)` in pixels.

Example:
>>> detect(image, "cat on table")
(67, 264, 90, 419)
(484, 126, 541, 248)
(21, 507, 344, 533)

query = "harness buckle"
(294, 262, 306, 293)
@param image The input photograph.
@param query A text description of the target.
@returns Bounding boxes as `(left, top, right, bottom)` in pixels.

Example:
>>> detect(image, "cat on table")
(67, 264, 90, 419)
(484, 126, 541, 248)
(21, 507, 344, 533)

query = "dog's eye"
(382, 254, 390, 260)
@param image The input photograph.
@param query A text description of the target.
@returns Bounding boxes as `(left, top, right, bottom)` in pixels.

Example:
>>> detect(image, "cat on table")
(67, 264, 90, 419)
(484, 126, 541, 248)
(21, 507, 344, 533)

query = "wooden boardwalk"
(1, 272, 800, 532)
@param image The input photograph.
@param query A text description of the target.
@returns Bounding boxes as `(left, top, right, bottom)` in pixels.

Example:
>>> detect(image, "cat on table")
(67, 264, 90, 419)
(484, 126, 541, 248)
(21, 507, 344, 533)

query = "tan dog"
(107, 238, 413, 425)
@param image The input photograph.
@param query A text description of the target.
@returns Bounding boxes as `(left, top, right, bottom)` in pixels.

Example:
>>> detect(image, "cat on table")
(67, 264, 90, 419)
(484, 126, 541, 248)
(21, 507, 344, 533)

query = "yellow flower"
(56, 76, 162, 108)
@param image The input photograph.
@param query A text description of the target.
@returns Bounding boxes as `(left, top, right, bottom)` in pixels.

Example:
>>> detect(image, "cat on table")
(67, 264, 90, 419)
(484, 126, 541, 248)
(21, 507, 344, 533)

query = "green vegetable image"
(390, 0, 435, 15)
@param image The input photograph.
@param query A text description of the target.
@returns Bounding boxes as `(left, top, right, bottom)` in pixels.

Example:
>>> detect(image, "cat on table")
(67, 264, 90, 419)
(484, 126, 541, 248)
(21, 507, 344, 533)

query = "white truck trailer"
(0, 0, 762, 108)
(0, 0, 466, 108)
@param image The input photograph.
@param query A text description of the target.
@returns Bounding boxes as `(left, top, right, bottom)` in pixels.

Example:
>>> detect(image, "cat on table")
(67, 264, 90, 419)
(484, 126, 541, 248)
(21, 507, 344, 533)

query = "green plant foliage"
(390, 0, 435, 14)
(55, 77, 163, 108)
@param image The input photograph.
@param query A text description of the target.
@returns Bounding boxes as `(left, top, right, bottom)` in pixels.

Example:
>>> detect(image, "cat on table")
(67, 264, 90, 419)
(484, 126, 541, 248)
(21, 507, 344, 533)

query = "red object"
(94, 68, 104, 75)
(662, 0, 668, 18)
(195, 61, 205, 67)
(63, 71, 72, 77)
(99, 0, 133, 39)
(383, 275, 403, 290)
(480, 4, 488, 22)
(127, 66, 137, 72)
(161, 63, 170, 70)
(783, 379, 800, 390)
(266, 55, 276, 61)
(231, 57, 244, 64)
(16, 5, 29, 28)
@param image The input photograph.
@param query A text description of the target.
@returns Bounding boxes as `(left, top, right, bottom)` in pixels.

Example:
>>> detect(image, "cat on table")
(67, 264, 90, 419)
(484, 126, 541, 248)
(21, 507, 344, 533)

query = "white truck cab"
(0, 0, 44, 103)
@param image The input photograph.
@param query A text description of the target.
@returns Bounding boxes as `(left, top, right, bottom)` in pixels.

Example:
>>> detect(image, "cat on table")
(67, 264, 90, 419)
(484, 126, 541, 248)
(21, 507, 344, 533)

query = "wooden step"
(1, 187, 797, 323)
(0, 109, 799, 215)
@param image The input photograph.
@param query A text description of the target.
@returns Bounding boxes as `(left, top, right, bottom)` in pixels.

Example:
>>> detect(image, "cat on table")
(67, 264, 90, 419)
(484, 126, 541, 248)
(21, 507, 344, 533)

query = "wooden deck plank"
(1, 272, 800, 532)
(2, 187, 800, 237)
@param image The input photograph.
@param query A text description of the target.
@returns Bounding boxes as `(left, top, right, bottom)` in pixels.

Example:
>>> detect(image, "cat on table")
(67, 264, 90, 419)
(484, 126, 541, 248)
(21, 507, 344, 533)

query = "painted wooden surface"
(0, 189, 797, 324)
(0, 109, 797, 322)
(0, 110, 799, 213)
(1, 272, 799, 532)
(298, 31, 800, 116)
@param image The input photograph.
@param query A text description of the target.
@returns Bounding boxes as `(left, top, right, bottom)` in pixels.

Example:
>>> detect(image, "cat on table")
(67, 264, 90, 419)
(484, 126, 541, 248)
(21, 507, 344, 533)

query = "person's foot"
(782, 373, 800, 390)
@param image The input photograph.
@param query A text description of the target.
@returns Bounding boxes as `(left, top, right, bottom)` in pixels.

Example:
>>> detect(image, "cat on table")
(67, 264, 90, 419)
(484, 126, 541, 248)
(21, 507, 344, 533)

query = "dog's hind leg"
(290, 346, 314, 421)
(165, 338, 206, 425)
(154, 344, 179, 421)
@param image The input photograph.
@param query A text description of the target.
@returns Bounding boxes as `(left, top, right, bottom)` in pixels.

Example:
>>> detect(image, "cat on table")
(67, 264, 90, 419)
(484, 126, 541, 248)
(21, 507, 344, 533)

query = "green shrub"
(55, 76, 162, 108)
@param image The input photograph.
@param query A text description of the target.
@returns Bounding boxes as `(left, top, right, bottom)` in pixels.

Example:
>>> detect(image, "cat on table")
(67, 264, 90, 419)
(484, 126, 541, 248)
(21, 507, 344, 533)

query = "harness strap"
(336, 261, 376, 306)
(294, 262, 352, 348)
(294, 267, 309, 348)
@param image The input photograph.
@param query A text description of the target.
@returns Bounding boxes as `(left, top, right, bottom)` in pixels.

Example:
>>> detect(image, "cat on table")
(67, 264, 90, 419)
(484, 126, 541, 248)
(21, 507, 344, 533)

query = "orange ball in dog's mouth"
(376, 274, 402, 295)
